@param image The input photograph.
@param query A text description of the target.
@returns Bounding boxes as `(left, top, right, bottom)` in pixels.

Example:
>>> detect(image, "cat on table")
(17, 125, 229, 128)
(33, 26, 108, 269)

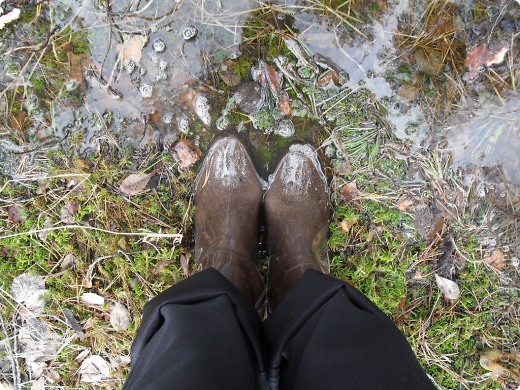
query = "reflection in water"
(444, 95, 520, 190)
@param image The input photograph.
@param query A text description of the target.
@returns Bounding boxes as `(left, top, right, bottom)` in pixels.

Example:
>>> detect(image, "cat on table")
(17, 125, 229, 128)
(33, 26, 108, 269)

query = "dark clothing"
(125, 268, 434, 389)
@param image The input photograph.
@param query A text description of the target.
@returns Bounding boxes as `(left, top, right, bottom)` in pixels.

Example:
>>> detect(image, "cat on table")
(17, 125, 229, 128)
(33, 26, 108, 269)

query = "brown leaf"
(340, 181, 360, 202)
(484, 250, 506, 271)
(279, 91, 292, 116)
(173, 140, 201, 170)
(180, 253, 191, 277)
(61, 254, 77, 270)
(340, 219, 355, 233)
(119, 173, 153, 196)
(152, 259, 174, 275)
(75, 159, 89, 170)
(61, 200, 80, 224)
(464, 42, 509, 80)
(117, 35, 147, 65)
(8, 204, 26, 224)
(10, 110, 27, 131)
(317, 70, 340, 87)
(480, 349, 520, 383)
(397, 197, 414, 212)
(366, 229, 377, 242)
(68, 52, 91, 84)
(258, 61, 281, 95)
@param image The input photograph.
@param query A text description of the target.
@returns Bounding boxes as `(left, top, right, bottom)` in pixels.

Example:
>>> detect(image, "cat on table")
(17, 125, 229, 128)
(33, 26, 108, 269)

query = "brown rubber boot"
(264, 144, 331, 310)
(194, 136, 265, 307)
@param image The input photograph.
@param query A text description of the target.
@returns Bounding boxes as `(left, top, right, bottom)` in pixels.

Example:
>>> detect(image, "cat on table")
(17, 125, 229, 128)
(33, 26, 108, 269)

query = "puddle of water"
(77, 0, 257, 117)
(287, 0, 428, 144)
(444, 94, 520, 190)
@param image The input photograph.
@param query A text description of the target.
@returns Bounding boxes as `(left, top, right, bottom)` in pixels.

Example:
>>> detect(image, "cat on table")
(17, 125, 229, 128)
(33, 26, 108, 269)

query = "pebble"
(139, 84, 153, 98)
(163, 113, 173, 124)
(182, 26, 198, 40)
(193, 94, 211, 126)
(177, 115, 189, 134)
(152, 39, 166, 53)
(275, 119, 295, 138)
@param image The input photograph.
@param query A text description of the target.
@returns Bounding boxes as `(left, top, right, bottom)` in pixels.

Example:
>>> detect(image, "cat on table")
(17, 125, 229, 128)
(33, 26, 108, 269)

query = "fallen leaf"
(152, 259, 174, 275)
(434, 274, 460, 300)
(79, 355, 111, 383)
(18, 318, 60, 379)
(81, 293, 105, 306)
(339, 219, 355, 233)
(75, 159, 89, 170)
(397, 197, 414, 212)
(397, 84, 419, 101)
(173, 139, 201, 170)
(117, 35, 148, 65)
(464, 42, 509, 80)
(8, 204, 26, 224)
(340, 181, 360, 202)
(317, 70, 340, 87)
(366, 229, 377, 242)
(11, 273, 47, 315)
(279, 91, 292, 116)
(61, 253, 77, 270)
(10, 109, 27, 131)
(119, 173, 153, 195)
(75, 349, 91, 363)
(180, 253, 191, 277)
(38, 217, 53, 240)
(258, 60, 282, 95)
(110, 303, 131, 331)
(68, 52, 91, 84)
(480, 349, 520, 383)
(484, 250, 506, 271)
(60, 200, 79, 224)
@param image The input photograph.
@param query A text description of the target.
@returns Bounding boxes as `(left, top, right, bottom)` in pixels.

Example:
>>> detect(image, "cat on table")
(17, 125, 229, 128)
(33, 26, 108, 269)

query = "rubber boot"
(264, 144, 331, 310)
(194, 136, 265, 307)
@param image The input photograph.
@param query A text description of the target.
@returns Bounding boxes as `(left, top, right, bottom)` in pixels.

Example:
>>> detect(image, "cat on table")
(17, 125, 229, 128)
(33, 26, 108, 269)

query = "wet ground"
(1, 0, 519, 387)
(1, 0, 518, 189)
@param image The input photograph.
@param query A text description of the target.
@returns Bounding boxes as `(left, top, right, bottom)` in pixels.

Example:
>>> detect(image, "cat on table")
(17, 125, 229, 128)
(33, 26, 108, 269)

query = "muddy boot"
(194, 136, 265, 307)
(264, 144, 331, 310)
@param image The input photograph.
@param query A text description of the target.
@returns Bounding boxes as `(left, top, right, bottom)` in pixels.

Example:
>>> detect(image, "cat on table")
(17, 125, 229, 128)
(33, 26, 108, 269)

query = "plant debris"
(110, 303, 131, 331)
(119, 172, 153, 196)
(464, 43, 509, 81)
(79, 355, 112, 383)
(434, 274, 460, 300)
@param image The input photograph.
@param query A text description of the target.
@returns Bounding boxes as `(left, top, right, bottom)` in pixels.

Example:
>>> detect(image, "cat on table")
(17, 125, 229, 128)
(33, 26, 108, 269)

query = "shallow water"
(2, 0, 518, 192)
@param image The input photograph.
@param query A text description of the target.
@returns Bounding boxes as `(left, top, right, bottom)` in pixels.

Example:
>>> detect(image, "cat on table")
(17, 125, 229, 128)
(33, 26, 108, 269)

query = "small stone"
(139, 84, 153, 98)
(275, 119, 295, 138)
(182, 26, 198, 40)
(163, 113, 173, 124)
(152, 39, 166, 53)
(125, 59, 136, 74)
(216, 115, 230, 131)
(193, 94, 211, 126)
(159, 60, 168, 71)
(177, 116, 189, 134)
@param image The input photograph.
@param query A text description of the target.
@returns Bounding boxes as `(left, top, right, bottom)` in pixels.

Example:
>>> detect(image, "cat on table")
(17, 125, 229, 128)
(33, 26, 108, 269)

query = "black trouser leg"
(124, 268, 265, 390)
(263, 270, 434, 390)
